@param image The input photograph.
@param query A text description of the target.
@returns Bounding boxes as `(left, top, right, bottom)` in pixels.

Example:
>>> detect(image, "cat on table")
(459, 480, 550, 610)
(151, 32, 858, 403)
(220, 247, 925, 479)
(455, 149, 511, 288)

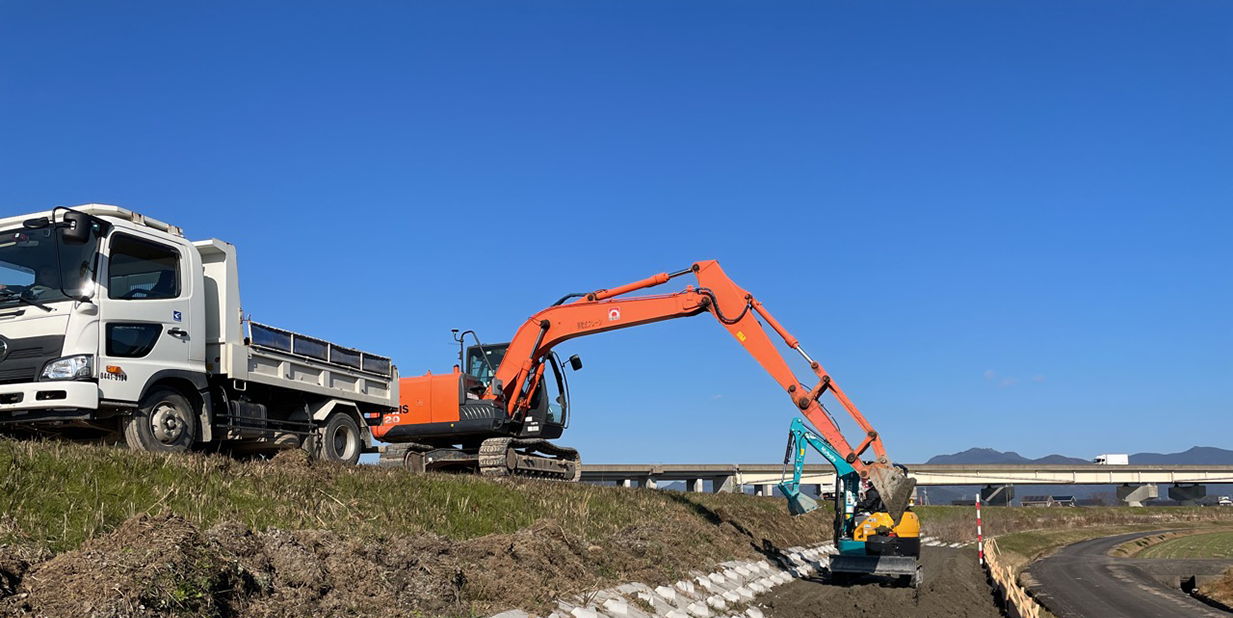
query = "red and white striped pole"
(976, 492, 984, 566)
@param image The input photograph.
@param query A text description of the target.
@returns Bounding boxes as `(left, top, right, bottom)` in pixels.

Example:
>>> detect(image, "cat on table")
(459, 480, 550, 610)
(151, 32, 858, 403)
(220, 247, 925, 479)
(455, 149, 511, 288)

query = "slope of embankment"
(0, 440, 833, 617)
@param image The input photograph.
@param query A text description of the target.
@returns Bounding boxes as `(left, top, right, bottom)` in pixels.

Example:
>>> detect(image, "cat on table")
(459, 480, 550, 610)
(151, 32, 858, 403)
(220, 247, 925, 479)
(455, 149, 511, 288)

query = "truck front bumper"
(0, 381, 100, 419)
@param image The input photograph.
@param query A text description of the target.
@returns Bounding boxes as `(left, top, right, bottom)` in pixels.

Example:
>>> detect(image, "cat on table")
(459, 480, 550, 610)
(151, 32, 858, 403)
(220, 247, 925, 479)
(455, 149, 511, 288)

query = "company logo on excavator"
(608, 308, 621, 321)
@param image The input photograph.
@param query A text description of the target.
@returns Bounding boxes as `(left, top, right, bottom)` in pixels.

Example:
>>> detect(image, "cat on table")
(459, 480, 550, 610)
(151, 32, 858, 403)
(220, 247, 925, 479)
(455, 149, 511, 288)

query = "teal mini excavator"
(778, 417, 922, 587)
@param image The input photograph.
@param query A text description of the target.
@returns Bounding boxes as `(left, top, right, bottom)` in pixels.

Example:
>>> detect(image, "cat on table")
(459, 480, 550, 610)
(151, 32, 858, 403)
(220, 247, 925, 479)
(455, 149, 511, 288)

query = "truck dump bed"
(196, 239, 397, 410)
(241, 321, 395, 407)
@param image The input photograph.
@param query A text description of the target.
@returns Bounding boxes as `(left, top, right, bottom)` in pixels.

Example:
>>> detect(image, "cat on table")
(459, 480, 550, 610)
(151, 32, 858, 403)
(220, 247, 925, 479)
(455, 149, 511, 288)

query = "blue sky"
(1, 1, 1229, 464)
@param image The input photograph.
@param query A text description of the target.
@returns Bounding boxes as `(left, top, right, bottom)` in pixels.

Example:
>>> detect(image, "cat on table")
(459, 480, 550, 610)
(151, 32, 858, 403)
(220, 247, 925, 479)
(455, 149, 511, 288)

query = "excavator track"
(479, 437, 581, 481)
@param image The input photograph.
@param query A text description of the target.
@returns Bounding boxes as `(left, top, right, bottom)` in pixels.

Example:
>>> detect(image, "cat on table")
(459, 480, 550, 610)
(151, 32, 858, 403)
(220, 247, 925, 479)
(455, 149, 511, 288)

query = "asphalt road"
(1024, 530, 1233, 618)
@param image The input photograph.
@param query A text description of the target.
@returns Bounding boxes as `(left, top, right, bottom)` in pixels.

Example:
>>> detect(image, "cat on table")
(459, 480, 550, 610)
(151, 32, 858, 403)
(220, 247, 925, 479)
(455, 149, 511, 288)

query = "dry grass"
(1200, 567, 1233, 608)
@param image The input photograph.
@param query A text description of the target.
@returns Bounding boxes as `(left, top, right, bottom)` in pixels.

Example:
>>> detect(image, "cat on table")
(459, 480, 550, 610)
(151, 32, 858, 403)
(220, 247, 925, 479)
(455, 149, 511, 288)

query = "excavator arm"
(489, 260, 916, 521)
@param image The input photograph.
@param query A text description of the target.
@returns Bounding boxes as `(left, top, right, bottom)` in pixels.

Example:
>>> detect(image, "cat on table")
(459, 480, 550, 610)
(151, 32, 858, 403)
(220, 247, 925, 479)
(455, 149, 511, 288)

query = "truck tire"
(124, 387, 197, 453)
(309, 412, 362, 465)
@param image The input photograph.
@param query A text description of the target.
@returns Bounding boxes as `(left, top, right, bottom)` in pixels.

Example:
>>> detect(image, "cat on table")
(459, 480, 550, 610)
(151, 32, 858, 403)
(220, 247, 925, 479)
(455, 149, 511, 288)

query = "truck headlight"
(40, 355, 94, 381)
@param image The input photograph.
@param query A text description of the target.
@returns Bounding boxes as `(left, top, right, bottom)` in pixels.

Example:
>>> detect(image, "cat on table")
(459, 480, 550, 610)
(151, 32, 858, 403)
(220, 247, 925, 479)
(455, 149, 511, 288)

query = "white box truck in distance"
(0, 204, 397, 463)
(1093, 453, 1129, 465)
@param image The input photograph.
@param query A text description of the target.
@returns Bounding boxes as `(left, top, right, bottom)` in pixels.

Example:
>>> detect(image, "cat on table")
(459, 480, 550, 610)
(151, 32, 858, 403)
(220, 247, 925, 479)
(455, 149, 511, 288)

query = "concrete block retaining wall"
(488, 537, 945, 618)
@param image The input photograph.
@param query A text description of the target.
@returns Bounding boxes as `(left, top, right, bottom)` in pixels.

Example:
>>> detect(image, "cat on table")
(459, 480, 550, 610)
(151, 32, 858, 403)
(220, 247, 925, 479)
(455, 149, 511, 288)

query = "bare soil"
(760, 546, 1002, 618)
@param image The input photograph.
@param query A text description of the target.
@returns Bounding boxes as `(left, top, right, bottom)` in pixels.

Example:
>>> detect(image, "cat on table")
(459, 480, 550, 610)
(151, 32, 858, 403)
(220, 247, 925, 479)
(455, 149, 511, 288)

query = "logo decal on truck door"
(173, 311, 182, 322)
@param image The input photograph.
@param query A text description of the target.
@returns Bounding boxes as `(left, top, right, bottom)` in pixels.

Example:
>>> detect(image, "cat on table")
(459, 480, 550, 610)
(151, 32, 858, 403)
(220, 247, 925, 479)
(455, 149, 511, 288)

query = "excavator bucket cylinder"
(778, 482, 819, 516)
(868, 464, 917, 524)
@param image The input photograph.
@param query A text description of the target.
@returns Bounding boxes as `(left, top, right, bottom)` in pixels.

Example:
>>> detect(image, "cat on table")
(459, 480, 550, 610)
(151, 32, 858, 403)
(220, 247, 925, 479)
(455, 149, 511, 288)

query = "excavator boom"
(486, 260, 915, 520)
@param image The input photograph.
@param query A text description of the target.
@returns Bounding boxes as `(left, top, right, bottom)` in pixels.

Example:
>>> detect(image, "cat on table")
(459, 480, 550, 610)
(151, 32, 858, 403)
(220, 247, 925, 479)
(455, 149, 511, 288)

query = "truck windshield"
(0, 224, 100, 307)
(465, 343, 509, 387)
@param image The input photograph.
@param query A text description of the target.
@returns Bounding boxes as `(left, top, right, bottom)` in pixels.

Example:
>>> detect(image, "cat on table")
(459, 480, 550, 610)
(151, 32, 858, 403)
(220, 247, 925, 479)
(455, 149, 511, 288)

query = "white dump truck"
(0, 204, 397, 463)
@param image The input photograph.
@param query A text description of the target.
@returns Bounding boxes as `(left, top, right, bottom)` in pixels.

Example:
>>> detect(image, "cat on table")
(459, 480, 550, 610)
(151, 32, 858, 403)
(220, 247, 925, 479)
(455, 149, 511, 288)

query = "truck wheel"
(310, 413, 362, 465)
(124, 387, 197, 452)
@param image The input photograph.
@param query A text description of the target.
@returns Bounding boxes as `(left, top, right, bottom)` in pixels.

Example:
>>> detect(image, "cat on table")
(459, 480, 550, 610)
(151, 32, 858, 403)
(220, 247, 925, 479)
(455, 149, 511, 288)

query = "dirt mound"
(0, 514, 252, 618)
(0, 503, 814, 618)
(760, 546, 1001, 618)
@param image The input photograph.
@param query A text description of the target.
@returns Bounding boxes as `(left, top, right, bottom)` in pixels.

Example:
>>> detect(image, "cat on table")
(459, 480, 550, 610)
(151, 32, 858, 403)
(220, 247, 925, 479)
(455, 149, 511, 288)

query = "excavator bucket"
(778, 482, 819, 516)
(868, 464, 917, 524)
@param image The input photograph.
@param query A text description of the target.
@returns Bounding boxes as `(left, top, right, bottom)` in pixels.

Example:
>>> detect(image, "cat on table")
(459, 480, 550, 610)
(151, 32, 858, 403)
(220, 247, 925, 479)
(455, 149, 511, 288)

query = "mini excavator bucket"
(868, 464, 917, 524)
(778, 482, 819, 516)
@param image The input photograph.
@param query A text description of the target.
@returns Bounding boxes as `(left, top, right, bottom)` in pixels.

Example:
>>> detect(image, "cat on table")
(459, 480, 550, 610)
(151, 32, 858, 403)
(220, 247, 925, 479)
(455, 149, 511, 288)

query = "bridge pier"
(621, 477, 657, 489)
(712, 475, 736, 493)
(1117, 483, 1159, 507)
(687, 479, 705, 493)
(980, 484, 1014, 506)
(1168, 483, 1206, 506)
(754, 484, 775, 497)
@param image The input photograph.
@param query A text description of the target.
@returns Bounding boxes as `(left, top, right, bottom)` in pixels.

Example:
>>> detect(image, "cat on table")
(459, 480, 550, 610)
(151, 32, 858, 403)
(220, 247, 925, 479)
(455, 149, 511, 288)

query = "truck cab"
(0, 205, 397, 462)
(0, 206, 202, 429)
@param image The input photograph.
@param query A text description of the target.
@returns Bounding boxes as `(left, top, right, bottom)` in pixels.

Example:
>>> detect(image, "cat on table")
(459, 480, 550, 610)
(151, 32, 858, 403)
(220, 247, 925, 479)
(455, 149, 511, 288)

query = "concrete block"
(570, 608, 605, 618)
(489, 611, 533, 618)
(664, 611, 691, 618)
(745, 608, 765, 618)
(685, 601, 712, 617)
(721, 591, 742, 604)
(734, 587, 755, 601)
(695, 577, 715, 592)
(705, 595, 727, 610)
(674, 580, 697, 596)
(634, 591, 676, 616)
(747, 582, 767, 594)
(654, 586, 678, 603)
(602, 597, 651, 618)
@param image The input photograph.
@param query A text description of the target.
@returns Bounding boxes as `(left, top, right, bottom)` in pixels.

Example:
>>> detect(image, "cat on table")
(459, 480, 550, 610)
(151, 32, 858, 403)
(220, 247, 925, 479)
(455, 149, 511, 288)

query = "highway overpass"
(580, 463, 1233, 506)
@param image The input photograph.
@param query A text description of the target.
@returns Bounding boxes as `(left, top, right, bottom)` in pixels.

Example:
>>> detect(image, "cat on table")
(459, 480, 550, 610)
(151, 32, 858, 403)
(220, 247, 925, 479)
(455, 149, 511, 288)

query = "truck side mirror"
(568, 355, 583, 371)
(61, 211, 92, 245)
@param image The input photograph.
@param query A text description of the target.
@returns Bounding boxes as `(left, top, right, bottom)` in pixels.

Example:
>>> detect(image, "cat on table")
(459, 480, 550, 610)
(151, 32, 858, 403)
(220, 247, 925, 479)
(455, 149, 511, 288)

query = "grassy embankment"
(1117, 531, 1233, 608)
(0, 439, 835, 617)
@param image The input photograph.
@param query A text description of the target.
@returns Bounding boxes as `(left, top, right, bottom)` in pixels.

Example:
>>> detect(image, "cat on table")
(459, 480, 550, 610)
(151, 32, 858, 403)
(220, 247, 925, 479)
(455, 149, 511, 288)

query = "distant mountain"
(1130, 447, 1233, 465)
(925, 448, 1085, 465)
(921, 446, 1233, 505)
(926, 448, 1030, 465)
(1033, 454, 1091, 464)
(926, 446, 1233, 466)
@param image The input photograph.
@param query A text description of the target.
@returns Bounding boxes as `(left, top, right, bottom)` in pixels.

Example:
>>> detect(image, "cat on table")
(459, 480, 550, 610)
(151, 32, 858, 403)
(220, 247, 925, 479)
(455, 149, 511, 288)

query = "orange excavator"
(372, 260, 916, 520)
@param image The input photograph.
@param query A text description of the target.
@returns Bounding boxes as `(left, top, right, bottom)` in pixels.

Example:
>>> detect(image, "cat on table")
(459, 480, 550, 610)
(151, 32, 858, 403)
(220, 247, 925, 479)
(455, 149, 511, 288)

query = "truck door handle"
(167, 327, 188, 337)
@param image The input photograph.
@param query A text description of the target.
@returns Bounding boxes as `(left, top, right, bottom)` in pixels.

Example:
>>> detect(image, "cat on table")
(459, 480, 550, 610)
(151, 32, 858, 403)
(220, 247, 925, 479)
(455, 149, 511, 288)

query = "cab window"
(108, 235, 181, 300)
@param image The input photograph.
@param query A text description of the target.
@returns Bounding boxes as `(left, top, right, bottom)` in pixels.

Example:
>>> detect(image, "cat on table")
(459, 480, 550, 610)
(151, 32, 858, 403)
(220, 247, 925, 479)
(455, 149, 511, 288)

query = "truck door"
(97, 232, 194, 403)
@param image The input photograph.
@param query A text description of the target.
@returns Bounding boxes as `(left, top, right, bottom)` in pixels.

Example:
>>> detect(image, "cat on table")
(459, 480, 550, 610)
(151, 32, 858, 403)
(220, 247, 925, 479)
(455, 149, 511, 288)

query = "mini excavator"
(372, 260, 916, 522)
(779, 417, 921, 587)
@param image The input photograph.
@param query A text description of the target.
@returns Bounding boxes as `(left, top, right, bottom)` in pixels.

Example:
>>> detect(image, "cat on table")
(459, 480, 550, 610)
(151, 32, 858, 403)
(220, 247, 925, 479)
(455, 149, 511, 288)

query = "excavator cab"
(462, 342, 574, 440)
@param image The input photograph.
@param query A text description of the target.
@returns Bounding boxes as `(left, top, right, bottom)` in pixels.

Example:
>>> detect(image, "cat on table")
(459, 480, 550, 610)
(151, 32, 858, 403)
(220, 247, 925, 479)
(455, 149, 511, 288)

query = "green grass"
(0, 438, 832, 557)
(1138, 531, 1233, 559)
